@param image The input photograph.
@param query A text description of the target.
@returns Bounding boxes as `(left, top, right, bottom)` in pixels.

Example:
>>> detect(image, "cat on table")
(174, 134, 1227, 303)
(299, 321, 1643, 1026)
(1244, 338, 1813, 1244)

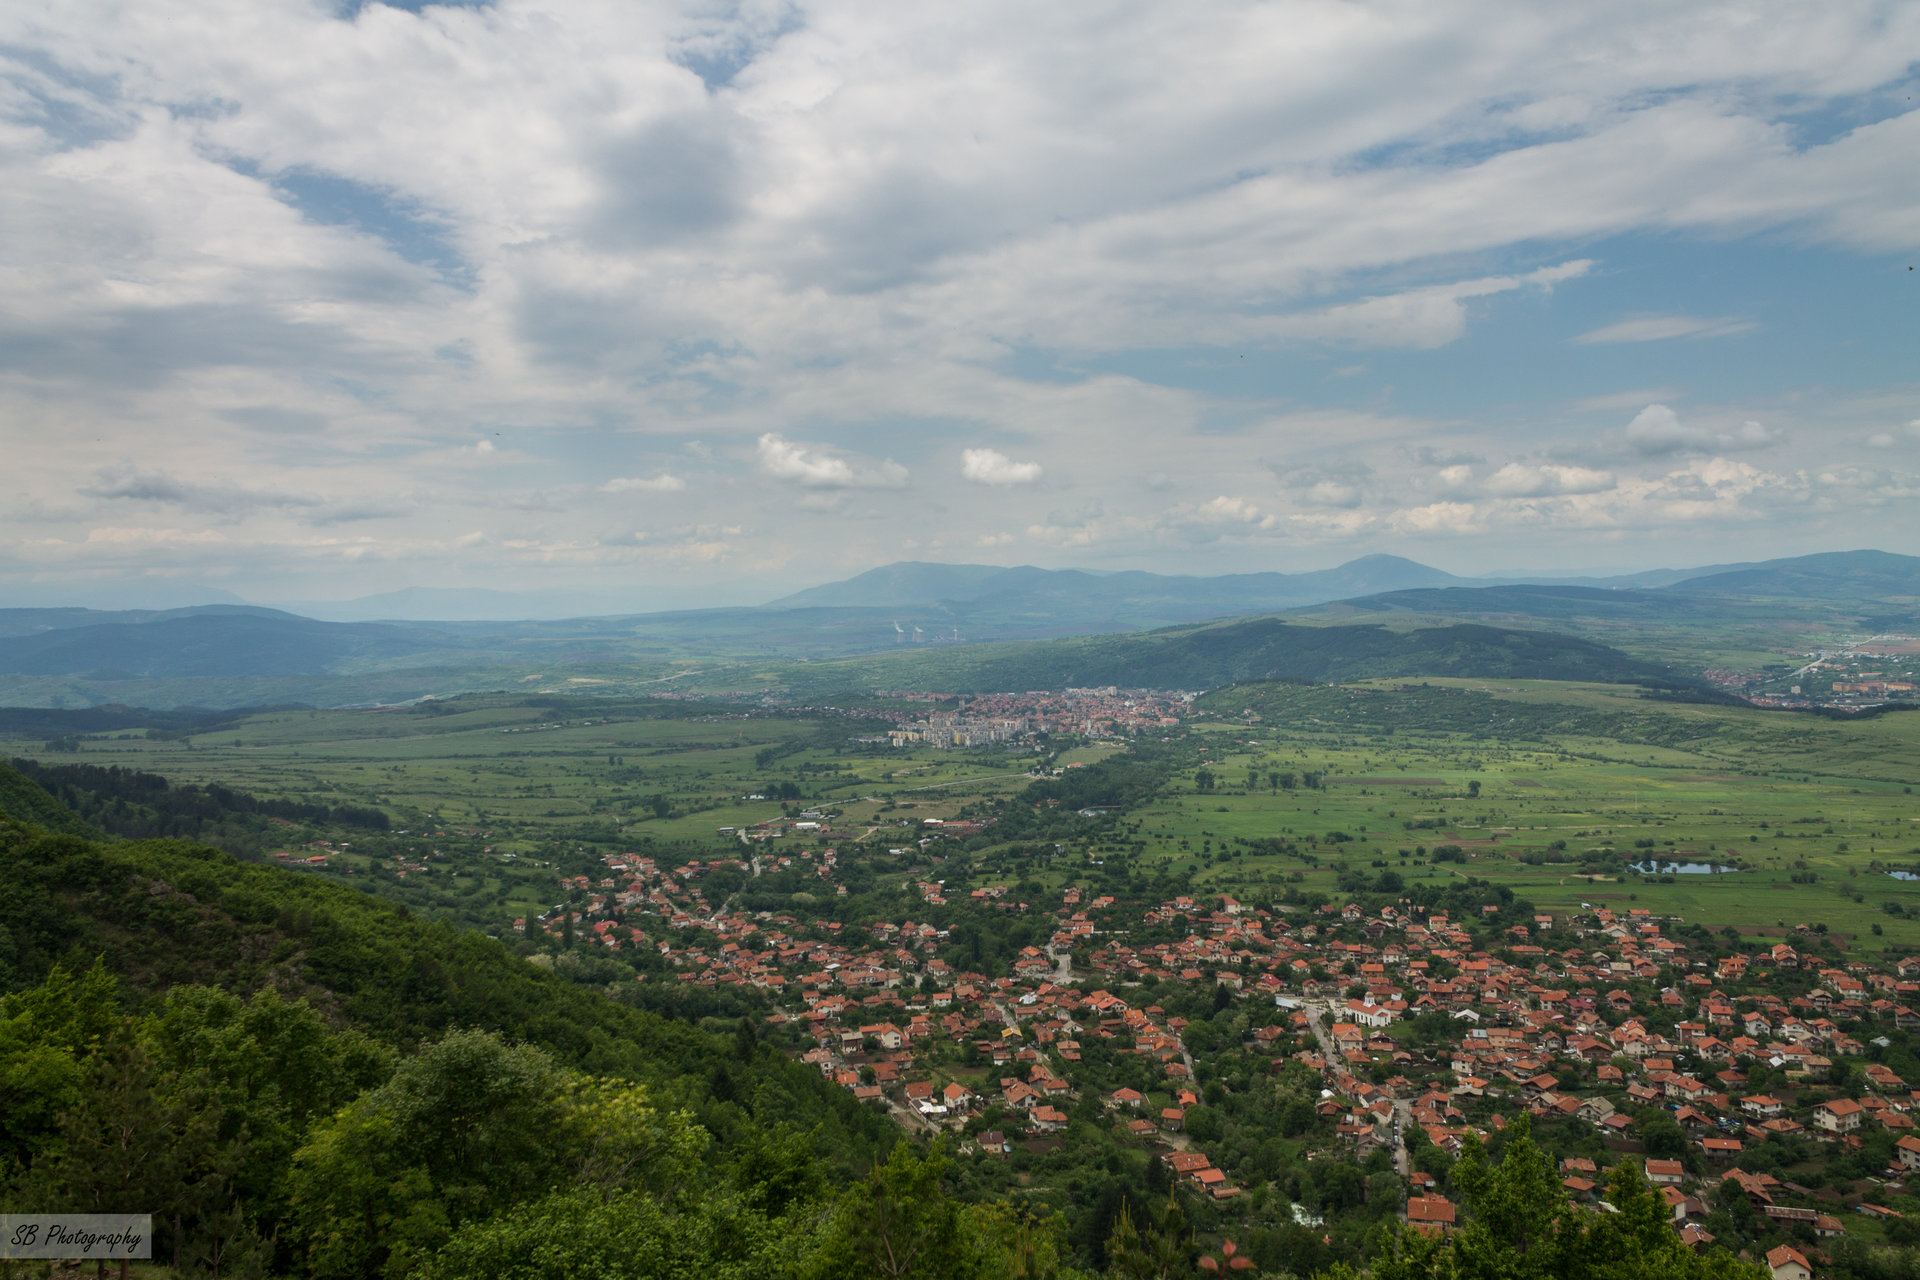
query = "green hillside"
(0, 757, 97, 837)
(749, 616, 1676, 699)
(0, 796, 904, 1274)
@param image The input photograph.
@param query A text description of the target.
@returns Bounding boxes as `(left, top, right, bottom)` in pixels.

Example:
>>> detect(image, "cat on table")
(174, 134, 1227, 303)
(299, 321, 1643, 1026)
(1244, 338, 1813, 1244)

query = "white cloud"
(1626, 404, 1783, 455)
(755, 434, 908, 489)
(1303, 480, 1364, 509)
(1625, 404, 1691, 453)
(602, 473, 687, 493)
(0, 3, 1915, 596)
(1244, 262, 1591, 350)
(960, 448, 1042, 486)
(1867, 420, 1920, 448)
(1392, 502, 1481, 535)
(1025, 520, 1102, 547)
(1276, 459, 1374, 510)
(1190, 496, 1273, 527)
(1572, 314, 1756, 344)
(1482, 463, 1616, 497)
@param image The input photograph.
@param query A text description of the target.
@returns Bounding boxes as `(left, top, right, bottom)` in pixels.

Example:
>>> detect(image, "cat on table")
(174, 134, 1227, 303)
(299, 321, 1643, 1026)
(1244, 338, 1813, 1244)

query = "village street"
(1302, 1000, 1409, 1178)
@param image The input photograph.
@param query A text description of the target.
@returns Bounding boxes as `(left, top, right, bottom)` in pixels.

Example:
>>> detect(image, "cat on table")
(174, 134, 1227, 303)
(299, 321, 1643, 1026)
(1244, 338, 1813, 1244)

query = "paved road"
(1300, 1000, 1412, 1177)
(1301, 1001, 1337, 1060)
(1046, 943, 1072, 984)
(895, 770, 1035, 792)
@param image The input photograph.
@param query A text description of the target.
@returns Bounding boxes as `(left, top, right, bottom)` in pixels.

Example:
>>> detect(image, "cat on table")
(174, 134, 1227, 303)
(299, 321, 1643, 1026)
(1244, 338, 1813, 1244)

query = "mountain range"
(0, 548, 1912, 708)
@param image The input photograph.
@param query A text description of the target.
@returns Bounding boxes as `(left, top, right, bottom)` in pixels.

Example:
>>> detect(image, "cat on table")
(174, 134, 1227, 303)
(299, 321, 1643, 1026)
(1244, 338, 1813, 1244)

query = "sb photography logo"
(2, 1214, 151, 1259)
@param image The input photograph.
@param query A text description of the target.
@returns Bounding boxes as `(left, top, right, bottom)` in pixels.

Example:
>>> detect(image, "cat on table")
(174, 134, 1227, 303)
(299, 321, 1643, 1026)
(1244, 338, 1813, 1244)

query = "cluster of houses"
(881, 688, 1191, 747)
(530, 845, 1920, 1275)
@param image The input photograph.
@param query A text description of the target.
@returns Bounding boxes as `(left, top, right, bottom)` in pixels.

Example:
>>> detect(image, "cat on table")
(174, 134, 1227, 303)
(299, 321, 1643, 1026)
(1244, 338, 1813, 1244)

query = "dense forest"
(11, 757, 390, 842)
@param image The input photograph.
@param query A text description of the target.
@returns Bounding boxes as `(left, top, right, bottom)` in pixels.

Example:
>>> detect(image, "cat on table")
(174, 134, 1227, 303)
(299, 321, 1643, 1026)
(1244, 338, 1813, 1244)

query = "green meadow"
(1138, 679, 1920, 951)
(8, 676, 1920, 953)
(0, 694, 1053, 926)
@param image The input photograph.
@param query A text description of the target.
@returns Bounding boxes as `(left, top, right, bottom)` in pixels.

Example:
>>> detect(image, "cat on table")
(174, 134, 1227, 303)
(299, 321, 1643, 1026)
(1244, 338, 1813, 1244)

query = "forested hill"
(0, 757, 96, 837)
(10, 756, 390, 844)
(0, 792, 881, 1105)
(786, 617, 1674, 697)
(0, 793, 898, 1274)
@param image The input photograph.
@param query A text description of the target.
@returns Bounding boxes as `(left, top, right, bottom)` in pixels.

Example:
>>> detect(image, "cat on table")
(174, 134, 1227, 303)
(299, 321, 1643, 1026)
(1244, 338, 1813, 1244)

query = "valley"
(6, 661, 1920, 1276)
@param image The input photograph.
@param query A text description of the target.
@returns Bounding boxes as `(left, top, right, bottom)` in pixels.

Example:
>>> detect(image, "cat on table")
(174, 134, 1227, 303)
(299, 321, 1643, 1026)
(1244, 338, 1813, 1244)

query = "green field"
(1132, 680, 1920, 951)
(10, 676, 1920, 953)
(0, 694, 1057, 931)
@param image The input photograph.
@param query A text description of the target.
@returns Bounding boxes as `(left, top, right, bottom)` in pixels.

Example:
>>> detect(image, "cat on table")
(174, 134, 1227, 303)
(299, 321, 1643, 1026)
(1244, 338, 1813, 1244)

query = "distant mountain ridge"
(767, 549, 1920, 614)
(0, 548, 1912, 708)
(1662, 549, 1920, 602)
(1310, 549, 1920, 628)
(0, 610, 439, 678)
(768, 554, 1469, 612)
(827, 616, 1674, 695)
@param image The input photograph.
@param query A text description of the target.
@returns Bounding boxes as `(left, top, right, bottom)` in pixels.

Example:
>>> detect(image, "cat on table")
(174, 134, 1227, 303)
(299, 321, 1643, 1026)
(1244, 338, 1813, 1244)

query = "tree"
(733, 1016, 759, 1063)
(730, 1123, 826, 1219)
(1366, 1125, 1764, 1280)
(1584, 1161, 1766, 1279)
(1104, 1196, 1190, 1280)
(960, 1201, 1080, 1280)
(144, 984, 391, 1263)
(1638, 1112, 1687, 1160)
(34, 1019, 231, 1277)
(425, 1186, 800, 1280)
(288, 1030, 575, 1279)
(810, 1145, 969, 1280)
(0, 958, 122, 1178)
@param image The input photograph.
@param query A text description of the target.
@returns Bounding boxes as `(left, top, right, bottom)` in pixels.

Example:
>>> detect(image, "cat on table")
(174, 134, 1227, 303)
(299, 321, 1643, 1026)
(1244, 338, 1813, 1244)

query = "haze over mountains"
(278, 549, 1920, 624)
(0, 549, 1913, 709)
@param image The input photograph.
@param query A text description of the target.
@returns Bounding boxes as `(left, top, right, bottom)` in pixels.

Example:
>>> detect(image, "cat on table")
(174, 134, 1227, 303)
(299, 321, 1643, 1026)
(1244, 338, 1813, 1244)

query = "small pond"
(1629, 861, 1739, 875)
(1889, 871, 1920, 882)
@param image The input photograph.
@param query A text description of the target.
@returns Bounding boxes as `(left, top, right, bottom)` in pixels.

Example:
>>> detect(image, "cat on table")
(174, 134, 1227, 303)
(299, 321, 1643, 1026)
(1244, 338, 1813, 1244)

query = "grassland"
(1152, 679, 1920, 951)
(9, 675, 1920, 955)
(0, 694, 1053, 929)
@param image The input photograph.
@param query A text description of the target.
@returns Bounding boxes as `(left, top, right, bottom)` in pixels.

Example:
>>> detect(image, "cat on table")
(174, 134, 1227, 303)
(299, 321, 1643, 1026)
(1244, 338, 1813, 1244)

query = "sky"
(2, 1, 1917, 612)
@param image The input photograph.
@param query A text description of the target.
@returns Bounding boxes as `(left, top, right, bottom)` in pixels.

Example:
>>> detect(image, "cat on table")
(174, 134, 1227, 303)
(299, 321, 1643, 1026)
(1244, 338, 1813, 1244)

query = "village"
(884, 688, 1193, 747)
(518, 838, 1920, 1280)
